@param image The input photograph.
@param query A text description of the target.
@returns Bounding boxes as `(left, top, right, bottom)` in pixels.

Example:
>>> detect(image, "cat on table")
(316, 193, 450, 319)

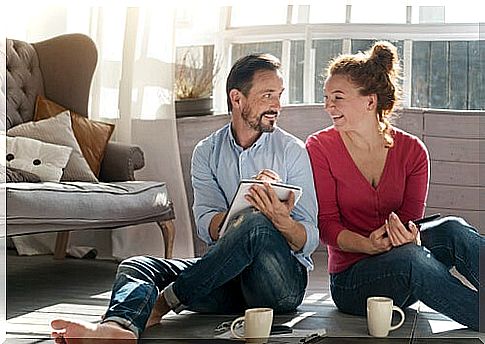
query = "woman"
(306, 41, 482, 331)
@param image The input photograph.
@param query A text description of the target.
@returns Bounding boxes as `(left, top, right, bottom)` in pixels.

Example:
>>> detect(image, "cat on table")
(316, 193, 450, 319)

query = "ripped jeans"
(102, 210, 308, 337)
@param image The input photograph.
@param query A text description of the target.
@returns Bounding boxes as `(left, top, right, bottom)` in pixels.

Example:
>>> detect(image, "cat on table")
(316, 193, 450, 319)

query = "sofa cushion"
(35, 95, 115, 176)
(6, 136, 72, 182)
(6, 181, 174, 235)
(7, 111, 98, 182)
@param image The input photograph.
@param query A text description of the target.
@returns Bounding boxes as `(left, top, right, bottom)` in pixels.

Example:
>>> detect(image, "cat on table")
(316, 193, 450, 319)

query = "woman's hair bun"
(369, 41, 397, 73)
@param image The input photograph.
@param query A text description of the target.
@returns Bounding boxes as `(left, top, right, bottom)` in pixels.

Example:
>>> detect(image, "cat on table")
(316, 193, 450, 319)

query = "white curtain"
(6, 5, 194, 259)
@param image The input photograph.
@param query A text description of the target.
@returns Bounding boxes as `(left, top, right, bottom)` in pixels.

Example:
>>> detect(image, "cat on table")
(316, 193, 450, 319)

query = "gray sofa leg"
(54, 232, 70, 259)
(157, 220, 175, 259)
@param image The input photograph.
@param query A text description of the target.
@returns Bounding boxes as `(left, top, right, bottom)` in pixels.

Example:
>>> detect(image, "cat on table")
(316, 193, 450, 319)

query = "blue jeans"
(330, 216, 483, 331)
(102, 211, 307, 337)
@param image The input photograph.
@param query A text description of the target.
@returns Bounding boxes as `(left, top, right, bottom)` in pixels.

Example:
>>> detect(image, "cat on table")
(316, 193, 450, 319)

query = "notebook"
(218, 179, 303, 237)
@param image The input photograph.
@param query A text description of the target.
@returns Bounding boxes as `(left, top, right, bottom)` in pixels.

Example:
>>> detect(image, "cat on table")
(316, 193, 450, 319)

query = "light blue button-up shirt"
(191, 123, 319, 270)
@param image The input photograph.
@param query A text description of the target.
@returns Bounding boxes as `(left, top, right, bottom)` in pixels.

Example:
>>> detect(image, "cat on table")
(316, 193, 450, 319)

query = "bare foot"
(51, 319, 136, 344)
(145, 293, 171, 328)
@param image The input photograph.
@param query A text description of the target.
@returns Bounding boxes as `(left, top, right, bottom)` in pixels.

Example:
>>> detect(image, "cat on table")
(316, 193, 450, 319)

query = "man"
(51, 53, 318, 342)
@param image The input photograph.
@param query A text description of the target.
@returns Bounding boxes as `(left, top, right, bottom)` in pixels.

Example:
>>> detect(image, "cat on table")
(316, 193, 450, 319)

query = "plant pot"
(175, 97, 213, 118)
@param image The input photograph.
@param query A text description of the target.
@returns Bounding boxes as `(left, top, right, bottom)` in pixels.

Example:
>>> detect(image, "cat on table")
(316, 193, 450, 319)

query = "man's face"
(240, 69, 284, 133)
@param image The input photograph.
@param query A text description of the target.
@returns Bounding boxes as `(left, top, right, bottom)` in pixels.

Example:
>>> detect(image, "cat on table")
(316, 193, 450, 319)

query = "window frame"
(202, 6, 482, 113)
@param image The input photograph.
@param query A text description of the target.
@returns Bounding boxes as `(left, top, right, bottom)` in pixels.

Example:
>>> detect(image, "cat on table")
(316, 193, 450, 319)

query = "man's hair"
(226, 53, 281, 114)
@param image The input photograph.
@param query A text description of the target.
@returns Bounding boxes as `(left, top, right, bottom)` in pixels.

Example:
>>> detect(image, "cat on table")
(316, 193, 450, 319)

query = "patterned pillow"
(7, 111, 98, 182)
(6, 136, 72, 182)
(35, 95, 115, 176)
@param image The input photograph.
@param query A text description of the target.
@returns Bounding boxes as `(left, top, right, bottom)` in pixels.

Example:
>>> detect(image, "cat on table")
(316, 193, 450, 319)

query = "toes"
(51, 319, 70, 330)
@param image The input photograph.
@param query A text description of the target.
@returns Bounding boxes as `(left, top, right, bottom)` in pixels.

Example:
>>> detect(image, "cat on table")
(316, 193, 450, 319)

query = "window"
(230, 5, 287, 27)
(412, 40, 484, 110)
(289, 40, 305, 104)
(313, 40, 343, 103)
(175, 4, 484, 111)
(231, 42, 282, 65)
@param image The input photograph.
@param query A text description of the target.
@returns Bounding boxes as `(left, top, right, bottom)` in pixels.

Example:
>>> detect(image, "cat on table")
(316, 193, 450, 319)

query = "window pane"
(351, 39, 404, 57)
(350, 2, 407, 23)
(411, 40, 485, 110)
(231, 42, 282, 65)
(411, 3, 485, 23)
(313, 40, 343, 103)
(230, 5, 287, 27)
(175, 45, 217, 99)
(175, 6, 220, 46)
(309, 3, 347, 23)
(289, 40, 304, 104)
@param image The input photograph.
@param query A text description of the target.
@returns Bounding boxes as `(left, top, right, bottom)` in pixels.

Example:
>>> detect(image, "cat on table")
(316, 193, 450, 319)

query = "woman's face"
(323, 74, 374, 132)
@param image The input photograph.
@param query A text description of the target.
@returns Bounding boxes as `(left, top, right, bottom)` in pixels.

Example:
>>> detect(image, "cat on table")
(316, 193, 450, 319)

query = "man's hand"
(245, 182, 294, 224)
(252, 169, 282, 183)
(386, 212, 420, 247)
(245, 182, 306, 251)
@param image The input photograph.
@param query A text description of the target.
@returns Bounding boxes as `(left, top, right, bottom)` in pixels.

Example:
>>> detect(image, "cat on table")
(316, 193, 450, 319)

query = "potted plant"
(174, 48, 220, 118)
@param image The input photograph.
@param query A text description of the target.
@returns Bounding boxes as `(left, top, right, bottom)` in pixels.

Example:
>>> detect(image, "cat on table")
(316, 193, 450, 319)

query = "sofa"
(5, 33, 176, 259)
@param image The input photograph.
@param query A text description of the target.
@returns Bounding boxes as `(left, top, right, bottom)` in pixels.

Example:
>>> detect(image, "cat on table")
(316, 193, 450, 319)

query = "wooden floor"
(6, 249, 483, 343)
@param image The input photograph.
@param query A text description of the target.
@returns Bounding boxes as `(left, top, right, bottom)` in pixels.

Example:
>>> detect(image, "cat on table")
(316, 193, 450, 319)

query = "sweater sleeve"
(396, 136, 430, 223)
(306, 134, 346, 248)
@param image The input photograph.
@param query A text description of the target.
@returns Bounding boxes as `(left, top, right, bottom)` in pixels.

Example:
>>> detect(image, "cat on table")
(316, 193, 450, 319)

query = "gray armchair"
(6, 33, 176, 259)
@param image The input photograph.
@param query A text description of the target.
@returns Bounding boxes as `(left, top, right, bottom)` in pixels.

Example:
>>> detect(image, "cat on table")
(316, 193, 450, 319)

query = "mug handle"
(389, 306, 405, 331)
(230, 316, 245, 339)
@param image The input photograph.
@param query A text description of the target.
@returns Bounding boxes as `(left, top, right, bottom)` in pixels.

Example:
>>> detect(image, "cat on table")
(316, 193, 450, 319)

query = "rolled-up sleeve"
(191, 139, 228, 245)
(286, 142, 319, 269)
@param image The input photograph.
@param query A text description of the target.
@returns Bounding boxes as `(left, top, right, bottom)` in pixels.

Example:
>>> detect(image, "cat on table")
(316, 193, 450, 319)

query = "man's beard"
(241, 106, 277, 133)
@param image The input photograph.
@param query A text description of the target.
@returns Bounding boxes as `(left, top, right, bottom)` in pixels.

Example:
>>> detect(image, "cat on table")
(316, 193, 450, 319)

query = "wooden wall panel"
(279, 105, 330, 141)
(394, 108, 423, 137)
(424, 112, 481, 138)
(425, 136, 480, 163)
(427, 184, 481, 210)
(430, 161, 480, 187)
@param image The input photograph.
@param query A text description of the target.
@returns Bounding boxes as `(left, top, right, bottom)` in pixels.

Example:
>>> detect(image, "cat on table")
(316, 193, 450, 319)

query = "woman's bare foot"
(145, 293, 171, 328)
(51, 319, 136, 344)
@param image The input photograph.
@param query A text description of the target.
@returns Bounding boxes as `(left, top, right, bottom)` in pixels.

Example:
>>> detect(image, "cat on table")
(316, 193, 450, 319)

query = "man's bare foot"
(51, 319, 136, 344)
(145, 293, 171, 328)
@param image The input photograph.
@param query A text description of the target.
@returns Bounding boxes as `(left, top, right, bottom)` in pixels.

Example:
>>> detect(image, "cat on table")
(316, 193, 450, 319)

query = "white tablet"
(218, 179, 303, 237)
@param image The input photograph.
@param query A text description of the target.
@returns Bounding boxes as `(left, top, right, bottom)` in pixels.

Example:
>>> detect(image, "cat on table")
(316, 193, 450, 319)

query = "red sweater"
(306, 127, 429, 274)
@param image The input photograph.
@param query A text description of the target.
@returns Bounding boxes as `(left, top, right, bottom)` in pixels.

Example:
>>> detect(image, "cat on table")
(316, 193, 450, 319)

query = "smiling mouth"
(331, 115, 344, 120)
(262, 113, 278, 120)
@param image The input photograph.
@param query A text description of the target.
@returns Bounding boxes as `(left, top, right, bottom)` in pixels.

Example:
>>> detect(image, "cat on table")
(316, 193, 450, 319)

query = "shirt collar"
(228, 124, 275, 152)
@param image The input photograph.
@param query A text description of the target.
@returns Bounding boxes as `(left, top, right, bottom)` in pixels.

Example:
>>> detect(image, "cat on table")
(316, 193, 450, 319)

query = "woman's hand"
(367, 224, 393, 255)
(386, 212, 420, 246)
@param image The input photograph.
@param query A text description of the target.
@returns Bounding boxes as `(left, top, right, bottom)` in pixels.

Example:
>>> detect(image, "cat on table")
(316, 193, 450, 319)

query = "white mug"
(367, 297, 405, 337)
(230, 308, 273, 343)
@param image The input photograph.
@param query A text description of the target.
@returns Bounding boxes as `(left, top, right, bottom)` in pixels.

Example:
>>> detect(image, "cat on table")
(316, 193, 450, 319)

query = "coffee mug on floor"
(230, 307, 273, 343)
(367, 296, 405, 337)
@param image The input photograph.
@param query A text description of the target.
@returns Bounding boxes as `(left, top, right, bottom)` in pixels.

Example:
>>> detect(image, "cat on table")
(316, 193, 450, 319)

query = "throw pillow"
(35, 95, 115, 176)
(6, 136, 72, 182)
(7, 111, 98, 182)
(6, 167, 41, 183)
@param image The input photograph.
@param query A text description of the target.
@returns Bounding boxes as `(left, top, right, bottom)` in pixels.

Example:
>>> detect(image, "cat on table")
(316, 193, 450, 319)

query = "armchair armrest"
(98, 141, 145, 182)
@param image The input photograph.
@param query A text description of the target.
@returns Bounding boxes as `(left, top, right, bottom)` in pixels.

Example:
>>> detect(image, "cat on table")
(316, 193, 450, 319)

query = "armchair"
(5, 33, 175, 259)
